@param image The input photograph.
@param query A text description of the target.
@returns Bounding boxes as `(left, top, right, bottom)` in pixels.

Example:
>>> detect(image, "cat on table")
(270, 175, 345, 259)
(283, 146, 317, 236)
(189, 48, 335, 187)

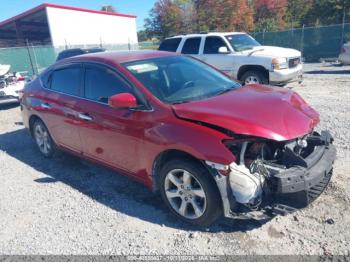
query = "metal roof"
(0, 3, 136, 28)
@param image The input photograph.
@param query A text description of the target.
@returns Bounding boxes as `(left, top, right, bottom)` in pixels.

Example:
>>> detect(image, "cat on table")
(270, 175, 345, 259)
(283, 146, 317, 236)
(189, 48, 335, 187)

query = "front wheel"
(159, 159, 222, 226)
(241, 70, 268, 85)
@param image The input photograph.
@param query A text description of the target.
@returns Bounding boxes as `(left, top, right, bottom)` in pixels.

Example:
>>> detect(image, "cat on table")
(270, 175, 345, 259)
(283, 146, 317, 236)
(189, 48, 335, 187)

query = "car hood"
(172, 85, 319, 141)
(243, 46, 301, 58)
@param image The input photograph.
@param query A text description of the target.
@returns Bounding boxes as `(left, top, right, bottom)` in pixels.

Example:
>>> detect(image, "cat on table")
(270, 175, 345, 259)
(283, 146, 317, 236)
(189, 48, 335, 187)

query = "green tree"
(145, 0, 183, 38)
(285, 0, 313, 28)
(137, 30, 149, 42)
(303, 0, 350, 26)
(254, 0, 288, 31)
(254, 18, 279, 32)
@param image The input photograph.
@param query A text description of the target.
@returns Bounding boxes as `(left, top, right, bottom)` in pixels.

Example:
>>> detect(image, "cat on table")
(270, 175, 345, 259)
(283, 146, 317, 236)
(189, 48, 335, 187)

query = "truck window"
(159, 38, 182, 52)
(181, 37, 201, 55)
(204, 36, 228, 54)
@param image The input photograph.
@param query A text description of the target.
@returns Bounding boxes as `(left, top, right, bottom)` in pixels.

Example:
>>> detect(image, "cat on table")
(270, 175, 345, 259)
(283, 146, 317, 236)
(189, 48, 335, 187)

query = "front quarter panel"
(141, 116, 236, 185)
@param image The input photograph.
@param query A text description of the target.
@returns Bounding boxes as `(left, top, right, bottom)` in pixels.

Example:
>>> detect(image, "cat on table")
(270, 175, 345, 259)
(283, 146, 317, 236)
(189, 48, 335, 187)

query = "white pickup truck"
(159, 32, 303, 86)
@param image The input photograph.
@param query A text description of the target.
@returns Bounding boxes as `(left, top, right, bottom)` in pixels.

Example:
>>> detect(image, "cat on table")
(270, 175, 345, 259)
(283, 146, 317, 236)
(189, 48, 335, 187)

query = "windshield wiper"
(170, 100, 192, 105)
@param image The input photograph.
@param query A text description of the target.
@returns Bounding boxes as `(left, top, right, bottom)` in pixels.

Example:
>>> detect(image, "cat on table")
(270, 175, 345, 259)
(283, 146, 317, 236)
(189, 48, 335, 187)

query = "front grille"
(289, 57, 300, 68)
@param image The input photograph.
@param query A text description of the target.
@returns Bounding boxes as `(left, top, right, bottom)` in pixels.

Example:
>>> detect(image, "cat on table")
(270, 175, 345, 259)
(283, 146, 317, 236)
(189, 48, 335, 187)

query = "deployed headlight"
(272, 57, 288, 70)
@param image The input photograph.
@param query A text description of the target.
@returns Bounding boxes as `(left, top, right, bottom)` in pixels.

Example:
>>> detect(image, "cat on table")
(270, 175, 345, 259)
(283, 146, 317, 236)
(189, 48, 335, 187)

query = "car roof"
(166, 32, 246, 39)
(62, 50, 179, 65)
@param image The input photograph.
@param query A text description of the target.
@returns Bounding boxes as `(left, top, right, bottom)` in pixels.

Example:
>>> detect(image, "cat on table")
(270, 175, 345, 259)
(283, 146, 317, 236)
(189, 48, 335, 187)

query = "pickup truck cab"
(159, 32, 303, 86)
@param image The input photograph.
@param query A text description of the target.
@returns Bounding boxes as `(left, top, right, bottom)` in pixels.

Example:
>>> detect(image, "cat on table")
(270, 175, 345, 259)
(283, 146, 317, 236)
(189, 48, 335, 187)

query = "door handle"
(41, 103, 51, 109)
(78, 113, 93, 121)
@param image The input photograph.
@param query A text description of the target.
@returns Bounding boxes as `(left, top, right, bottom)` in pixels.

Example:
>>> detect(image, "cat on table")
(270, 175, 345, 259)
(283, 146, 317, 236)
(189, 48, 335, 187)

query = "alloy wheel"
(34, 123, 51, 155)
(164, 169, 207, 219)
(244, 75, 260, 85)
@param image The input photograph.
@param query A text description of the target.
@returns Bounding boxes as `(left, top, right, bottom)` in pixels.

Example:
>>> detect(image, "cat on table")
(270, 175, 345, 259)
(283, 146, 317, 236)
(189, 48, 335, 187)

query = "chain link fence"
(1, 23, 350, 78)
(0, 43, 139, 78)
(252, 23, 350, 62)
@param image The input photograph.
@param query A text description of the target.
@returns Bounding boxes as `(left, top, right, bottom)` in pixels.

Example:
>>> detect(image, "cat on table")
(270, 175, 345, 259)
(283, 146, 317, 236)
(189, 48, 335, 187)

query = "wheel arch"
(28, 114, 43, 138)
(237, 65, 269, 82)
(151, 149, 217, 193)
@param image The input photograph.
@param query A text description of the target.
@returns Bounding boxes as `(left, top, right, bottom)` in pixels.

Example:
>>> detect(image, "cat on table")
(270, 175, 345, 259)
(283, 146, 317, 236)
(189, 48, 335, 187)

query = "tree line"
(138, 0, 350, 40)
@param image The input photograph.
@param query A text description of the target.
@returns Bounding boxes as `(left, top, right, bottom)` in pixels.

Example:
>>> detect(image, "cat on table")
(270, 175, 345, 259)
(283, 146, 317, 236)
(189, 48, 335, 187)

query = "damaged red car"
(21, 51, 336, 226)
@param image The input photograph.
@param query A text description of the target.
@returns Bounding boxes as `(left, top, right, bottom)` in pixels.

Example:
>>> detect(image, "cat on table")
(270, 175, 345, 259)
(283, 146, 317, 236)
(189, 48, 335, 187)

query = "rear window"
(56, 50, 84, 61)
(181, 38, 201, 55)
(159, 38, 181, 52)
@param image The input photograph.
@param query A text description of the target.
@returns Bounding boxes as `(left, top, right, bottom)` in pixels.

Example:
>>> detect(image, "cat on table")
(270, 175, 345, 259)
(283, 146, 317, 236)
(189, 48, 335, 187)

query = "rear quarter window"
(158, 38, 182, 52)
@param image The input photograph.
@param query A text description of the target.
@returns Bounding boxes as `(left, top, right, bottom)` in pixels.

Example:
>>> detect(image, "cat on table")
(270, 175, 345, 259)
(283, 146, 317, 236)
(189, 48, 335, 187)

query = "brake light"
(17, 76, 25, 81)
(340, 47, 346, 54)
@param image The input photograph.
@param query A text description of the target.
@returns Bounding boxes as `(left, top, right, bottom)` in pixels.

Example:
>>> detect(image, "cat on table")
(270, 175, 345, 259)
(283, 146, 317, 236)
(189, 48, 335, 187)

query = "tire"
(32, 119, 55, 158)
(241, 70, 268, 85)
(159, 159, 222, 227)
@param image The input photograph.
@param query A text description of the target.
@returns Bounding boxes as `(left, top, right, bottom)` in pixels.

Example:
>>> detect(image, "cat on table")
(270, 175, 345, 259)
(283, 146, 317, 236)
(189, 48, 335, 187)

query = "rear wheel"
(241, 70, 268, 85)
(159, 159, 222, 226)
(33, 119, 55, 158)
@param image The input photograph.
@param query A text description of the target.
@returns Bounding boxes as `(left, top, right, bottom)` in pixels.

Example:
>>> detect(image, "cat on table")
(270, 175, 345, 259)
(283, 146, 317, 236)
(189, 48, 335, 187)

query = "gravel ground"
(0, 63, 349, 255)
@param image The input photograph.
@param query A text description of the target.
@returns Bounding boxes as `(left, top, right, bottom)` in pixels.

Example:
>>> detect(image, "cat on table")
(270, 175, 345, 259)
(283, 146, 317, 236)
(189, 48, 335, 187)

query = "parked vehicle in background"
(339, 42, 350, 64)
(0, 65, 25, 103)
(159, 32, 303, 86)
(56, 48, 106, 61)
(21, 51, 335, 226)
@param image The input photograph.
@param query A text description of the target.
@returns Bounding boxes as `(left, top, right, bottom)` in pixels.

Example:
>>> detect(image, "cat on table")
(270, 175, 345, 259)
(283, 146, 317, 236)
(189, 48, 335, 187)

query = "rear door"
(39, 64, 84, 153)
(77, 63, 147, 176)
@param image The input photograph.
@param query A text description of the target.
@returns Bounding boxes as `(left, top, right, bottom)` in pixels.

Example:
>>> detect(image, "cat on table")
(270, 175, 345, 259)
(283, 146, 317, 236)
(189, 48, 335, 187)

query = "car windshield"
(123, 56, 240, 104)
(225, 34, 261, 52)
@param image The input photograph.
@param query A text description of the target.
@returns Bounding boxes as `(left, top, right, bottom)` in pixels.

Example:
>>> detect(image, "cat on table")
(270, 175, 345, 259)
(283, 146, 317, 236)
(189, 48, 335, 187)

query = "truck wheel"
(32, 119, 55, 158)
(159, 159, 222, 227)
(241, 71, 268, 85)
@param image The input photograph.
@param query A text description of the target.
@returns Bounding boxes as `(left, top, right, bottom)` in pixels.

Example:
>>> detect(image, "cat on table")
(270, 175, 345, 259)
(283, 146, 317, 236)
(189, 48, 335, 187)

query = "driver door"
(199, 36, 236, 77)
(77, 63, 146, 175)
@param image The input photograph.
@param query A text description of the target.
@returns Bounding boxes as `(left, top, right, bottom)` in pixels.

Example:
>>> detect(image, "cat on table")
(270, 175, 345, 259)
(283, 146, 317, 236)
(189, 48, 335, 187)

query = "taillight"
(340, 47, 346, 54)
(17, 76, 25, 81)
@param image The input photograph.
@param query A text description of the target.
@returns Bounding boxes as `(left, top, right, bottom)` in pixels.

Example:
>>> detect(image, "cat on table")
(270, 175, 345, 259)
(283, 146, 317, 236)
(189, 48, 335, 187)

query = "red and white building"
(0, 3, 138, 48)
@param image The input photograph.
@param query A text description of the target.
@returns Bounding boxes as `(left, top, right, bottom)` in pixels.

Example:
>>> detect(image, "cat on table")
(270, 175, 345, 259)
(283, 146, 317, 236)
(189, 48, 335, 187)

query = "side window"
(50, 67, 81, 96)
(204, 36, 228, 54)
(158, 38, 181, 52)
(181, 37, 201, 55)
(84, 66, 130, 103)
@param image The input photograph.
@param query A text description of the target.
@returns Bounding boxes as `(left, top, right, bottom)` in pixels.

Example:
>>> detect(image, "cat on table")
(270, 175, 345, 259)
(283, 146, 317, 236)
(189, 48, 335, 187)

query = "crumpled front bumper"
(210, 131, 336, 220)
(269, 133, 336, 209)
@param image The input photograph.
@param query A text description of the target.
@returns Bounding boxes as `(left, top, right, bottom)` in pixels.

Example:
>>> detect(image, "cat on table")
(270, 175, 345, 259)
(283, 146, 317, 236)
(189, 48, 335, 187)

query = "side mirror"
(108, 93, 137, 109)
(218, 46, 230, 54)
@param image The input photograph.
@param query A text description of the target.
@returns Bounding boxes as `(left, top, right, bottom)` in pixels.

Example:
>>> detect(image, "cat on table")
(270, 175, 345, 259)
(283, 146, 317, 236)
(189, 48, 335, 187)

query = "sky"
(0, 0, 156, 30)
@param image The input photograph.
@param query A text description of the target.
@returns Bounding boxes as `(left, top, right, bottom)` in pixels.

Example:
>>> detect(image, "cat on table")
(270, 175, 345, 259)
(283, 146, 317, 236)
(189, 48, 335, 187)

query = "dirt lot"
(0, 63, 349, 255)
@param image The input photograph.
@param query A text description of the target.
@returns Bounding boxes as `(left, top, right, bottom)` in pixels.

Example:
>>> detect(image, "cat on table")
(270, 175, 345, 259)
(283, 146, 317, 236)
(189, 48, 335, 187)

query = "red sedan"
(21, 51, 336, 226)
